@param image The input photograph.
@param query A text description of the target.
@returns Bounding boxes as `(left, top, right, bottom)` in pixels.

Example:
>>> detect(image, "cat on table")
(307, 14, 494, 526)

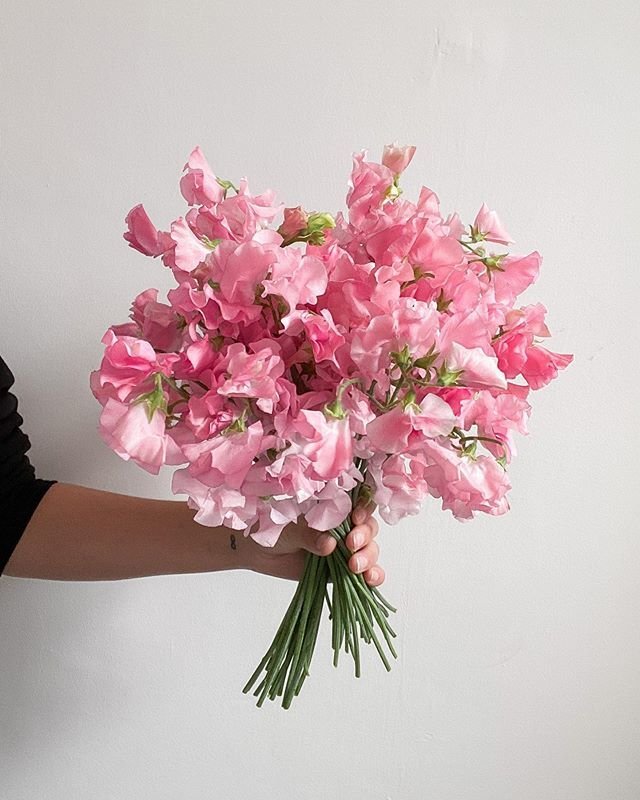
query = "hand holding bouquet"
(92, 142, 572, 707)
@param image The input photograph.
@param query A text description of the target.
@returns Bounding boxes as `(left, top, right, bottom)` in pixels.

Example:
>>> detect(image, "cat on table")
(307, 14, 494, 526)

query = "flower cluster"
(91, 143, 572, 544)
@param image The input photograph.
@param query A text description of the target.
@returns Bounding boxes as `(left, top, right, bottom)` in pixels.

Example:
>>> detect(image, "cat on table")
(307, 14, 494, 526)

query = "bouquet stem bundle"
(243, 479, 397, 708)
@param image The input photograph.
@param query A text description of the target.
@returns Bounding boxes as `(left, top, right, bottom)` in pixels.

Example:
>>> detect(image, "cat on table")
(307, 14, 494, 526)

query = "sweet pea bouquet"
(91, 143, 572, 708)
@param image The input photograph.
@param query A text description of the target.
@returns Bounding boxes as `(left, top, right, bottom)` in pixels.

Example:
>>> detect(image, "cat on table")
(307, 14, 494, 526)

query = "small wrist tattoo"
(229, 534, 237, 551)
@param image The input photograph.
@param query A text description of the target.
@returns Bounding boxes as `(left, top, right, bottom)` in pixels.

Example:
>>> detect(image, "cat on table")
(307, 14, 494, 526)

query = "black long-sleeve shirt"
(0, 355, 57, 574)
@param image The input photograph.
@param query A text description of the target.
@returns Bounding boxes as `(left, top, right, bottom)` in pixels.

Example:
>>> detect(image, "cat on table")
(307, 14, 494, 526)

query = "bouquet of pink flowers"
(91, 143, 572, 708)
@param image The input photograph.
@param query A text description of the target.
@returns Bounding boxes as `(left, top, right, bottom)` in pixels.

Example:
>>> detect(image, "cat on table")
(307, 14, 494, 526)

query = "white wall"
(1, 1, 638, 798)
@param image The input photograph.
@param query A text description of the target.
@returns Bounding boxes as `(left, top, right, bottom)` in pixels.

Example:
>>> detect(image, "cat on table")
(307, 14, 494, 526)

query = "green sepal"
(436, 362, 464, 387)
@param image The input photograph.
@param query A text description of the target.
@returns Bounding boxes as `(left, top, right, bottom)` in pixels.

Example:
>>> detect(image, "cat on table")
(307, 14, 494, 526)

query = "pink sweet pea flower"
(218, 341, 285, 413)
(442, 342, 508, 390)
(171, 469, 255, 529)
(98, 397, 182, 475)
(130, 288, 184, 352)
(179, 146, 225, 207)
(303, 481, 353, 531)
(421, 440, 511, 519)
(283, 309, 345, 366)
(367, 451, 431, 525)
(180, 421, 264, 490)
(170, 217, 210, 272)
(293, 410, 353, 481)
(488, 251, 541, 306)
(215, 178, 284, 241)
(472, 203, 513, 245)
(124, 204, 173, 257)
(346, 150, 396, 228)
(366, 393, 457, 455)
(459, 389, 532, 461)
(213, 239, 278, 323)
(520, 345, 573, 390)
(493, 303, 553, 378)
(249, 496, 302, 546)
(262, 248, 328, 311)
(90, 330, 169, 403)
(381, 142, 417, 175)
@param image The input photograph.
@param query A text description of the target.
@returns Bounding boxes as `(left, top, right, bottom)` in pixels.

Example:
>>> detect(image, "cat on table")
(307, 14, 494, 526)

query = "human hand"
(245, 501, 383, 586)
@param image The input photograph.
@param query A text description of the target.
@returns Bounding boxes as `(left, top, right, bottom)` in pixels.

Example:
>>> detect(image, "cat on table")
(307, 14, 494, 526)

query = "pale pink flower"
(442, 342, 508, 390)
(473, 203, 513, 245)
(219, 341, 284, 413)
(488, 251, 541, 306)
(293, 410, 353, 481)
(366, 393, 457, 454)
(262, 248, 327, 311)
(170, 217, 210, 272)
(367, 452, 431, 525)
(172, 469, 254, 529)
(381, 142, 417, 175)
(180, 421, 264, 490)
(346, 150, 396, 228)
(98, 397, 182, 475)
(421, 440, 511, 519)
(303, 481, 353, 531)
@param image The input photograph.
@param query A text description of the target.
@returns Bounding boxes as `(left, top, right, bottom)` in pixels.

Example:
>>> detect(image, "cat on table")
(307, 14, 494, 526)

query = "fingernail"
(368, 568, 379, 583)
(350, 531, 364, 549)
(353, 556, 364, 572)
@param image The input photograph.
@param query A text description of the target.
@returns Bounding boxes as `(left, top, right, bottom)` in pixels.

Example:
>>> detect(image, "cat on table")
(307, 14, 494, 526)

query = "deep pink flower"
(520, 345, 573, 390)
(124, 204, 173, 257)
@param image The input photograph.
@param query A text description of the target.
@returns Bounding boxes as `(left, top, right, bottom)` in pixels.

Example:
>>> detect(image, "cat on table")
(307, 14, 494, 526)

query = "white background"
(1, 1, 638, 798)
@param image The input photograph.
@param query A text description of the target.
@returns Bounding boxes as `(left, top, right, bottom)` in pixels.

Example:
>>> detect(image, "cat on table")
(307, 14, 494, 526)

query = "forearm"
(2, 482, 249, 581)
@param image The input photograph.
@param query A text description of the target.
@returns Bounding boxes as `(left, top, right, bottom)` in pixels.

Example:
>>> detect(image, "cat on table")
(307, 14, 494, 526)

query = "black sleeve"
(0, 355, 57, 574)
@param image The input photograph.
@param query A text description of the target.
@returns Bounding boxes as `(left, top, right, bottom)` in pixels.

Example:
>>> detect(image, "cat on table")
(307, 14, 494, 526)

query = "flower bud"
(277, 206, 309, 240)
(382, 142, 417, 175)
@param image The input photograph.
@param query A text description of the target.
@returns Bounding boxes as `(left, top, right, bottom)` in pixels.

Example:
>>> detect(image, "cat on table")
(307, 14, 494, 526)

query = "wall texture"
(1, 1, 638, 798)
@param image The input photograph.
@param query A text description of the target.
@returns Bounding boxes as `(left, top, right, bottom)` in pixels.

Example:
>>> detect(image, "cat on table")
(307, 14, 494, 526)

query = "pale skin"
(3, 481, 384, 585)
